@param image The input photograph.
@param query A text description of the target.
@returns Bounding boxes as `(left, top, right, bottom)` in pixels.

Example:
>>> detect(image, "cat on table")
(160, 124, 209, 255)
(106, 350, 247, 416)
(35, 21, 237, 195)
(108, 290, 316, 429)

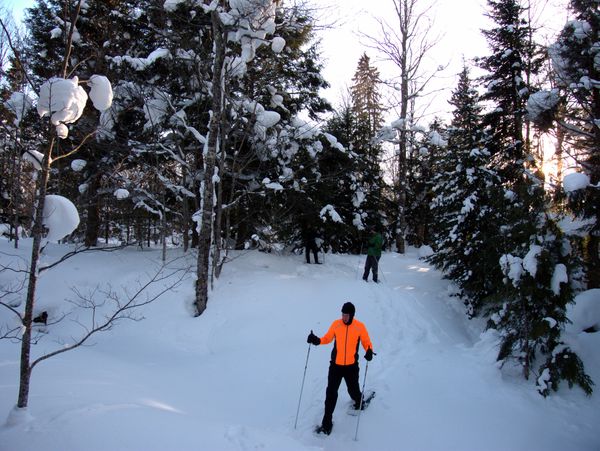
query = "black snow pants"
(362, 255, 380, 282)
(321, 362, 362, 428)
(305, 240, 319, 263)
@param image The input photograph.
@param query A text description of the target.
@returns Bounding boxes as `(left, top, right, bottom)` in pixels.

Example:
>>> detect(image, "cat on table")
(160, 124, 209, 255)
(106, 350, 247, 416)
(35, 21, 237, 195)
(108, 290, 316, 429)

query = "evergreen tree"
(535, 0, 600, 288)
(476, 0, 593, 395)
(405, 118, 445, 248)
(351, 53, 383, 139)
(349, 54, 386, 237)
(428, 65, 502, 316)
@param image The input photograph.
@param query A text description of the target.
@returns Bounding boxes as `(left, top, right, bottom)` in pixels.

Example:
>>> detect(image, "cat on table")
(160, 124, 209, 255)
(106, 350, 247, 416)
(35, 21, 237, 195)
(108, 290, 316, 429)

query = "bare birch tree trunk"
(366, 0, 439, 253)
(16, 0, 84, 409)
(17, 138, 54, 408)
(194, 10, 225, 316)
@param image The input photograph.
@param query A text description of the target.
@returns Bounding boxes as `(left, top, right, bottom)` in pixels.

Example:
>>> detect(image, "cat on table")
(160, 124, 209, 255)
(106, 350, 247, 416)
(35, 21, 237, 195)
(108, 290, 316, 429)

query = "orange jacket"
(319, 318, 373, 366)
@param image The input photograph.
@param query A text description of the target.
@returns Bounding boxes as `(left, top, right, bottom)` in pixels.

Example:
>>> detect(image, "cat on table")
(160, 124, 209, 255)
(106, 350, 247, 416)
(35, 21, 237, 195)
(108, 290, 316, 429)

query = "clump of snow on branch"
(551, 264, 568, 295)
(568, 20, 592, 41)
(114, 189, 130, 200)
(37, 76, 113, 139)
(22, 150, 45, 170)
(111, 48, 171, 71)
(391, 118, 406, 130)
(500, 244, 545, 285)
(500, 254, 523, 286)
(163, 0, 185, 11)
(71, 159, 87, 172)
(42, 195, 80, 242)
(37, 77, 87, 132)
(323, 133, 345, 152)
(5, 92, 34, 126)
(320, 205, 343, 223)
(523, 245, 542, 278)
(88, 75, 113, 111)
(244, 101, 280, 139)
(563, 172, 590, 193)
(224, 0, 278, 75)
(566, 289, 600, 333)
(262, 178, 283, 191)
(526, 89, 560, 121)
(429, 130, 447, 147)
(257, 110, 280, 128)
(271, 36, 286, 53)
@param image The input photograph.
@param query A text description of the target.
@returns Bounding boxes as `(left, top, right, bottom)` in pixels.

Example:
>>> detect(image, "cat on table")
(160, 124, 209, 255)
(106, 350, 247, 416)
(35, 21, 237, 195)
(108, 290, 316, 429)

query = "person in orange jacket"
(307, 301, 374, 435)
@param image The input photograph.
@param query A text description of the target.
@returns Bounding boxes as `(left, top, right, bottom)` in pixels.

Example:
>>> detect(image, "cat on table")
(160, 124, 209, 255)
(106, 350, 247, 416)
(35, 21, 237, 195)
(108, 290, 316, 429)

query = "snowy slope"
(0, 240, 599, 451)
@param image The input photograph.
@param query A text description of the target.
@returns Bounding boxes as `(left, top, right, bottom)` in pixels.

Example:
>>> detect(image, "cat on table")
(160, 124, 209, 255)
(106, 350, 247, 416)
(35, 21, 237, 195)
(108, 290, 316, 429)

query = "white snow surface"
(0, 242, 599, 451)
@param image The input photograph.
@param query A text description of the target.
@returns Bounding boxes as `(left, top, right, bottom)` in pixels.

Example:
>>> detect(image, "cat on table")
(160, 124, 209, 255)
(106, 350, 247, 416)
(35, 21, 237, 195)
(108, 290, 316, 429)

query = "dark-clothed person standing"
(363, 229, 383, 282)
(303, 228, 320, 264)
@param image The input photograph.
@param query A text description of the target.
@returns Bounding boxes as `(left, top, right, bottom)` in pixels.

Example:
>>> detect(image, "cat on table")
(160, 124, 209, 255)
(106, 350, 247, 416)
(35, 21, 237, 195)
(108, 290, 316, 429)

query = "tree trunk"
(17, 138, 54, 408)
(195, 10, 225, 316)
(84, 173, 101, 247)
(182, 168, 190, 253)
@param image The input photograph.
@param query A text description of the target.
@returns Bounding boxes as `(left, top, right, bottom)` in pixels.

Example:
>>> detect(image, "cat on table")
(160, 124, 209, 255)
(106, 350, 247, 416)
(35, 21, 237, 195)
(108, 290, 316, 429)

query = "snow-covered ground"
(1, 239, 598, 451)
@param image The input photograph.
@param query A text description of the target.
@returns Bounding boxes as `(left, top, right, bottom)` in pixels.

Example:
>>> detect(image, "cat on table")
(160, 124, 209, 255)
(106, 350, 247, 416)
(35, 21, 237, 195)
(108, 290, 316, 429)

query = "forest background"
(0, 0, 599, 411)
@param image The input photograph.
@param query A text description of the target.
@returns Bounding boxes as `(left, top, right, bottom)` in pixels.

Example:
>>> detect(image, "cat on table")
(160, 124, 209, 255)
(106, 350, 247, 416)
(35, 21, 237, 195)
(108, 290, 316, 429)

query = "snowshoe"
(314, 423, 333, 435)
(348, 390, 375, 416)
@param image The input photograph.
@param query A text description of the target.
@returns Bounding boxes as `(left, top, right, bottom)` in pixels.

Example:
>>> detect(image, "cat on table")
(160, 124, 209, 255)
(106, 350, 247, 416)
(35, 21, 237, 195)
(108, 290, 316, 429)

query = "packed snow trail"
(0, 242, 598, 451)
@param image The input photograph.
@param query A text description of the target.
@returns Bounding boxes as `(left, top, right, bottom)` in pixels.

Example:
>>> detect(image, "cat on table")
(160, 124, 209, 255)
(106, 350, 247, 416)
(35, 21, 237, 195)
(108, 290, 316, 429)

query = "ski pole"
(294, 343, 312, 429)
(355, 243, 363, 279)
(354, 360, 370, 441)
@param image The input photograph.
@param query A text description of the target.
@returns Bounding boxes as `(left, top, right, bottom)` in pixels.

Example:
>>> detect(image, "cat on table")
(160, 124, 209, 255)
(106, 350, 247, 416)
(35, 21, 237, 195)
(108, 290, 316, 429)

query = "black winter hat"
(341, 302, 356, 316)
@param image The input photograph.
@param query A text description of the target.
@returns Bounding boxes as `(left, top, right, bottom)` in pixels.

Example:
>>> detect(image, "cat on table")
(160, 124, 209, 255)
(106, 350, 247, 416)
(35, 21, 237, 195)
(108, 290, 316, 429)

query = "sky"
(0, 238, 598, 450)
(317, 0, 570, 122)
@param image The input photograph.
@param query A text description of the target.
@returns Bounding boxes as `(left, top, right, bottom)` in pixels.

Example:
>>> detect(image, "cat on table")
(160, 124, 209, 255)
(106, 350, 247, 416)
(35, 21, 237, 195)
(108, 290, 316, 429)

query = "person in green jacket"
(362, 227, 383, 282)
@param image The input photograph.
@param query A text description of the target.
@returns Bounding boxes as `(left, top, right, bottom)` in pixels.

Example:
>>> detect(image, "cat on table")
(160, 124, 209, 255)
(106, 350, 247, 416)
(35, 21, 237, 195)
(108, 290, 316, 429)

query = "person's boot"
(316, 421, 333, 435)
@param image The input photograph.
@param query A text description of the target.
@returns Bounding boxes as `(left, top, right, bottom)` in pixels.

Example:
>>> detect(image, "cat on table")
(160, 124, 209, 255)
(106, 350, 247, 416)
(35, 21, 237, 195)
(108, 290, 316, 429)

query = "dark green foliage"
(428, 66, 504, 316)
(538, 348, 594, 397)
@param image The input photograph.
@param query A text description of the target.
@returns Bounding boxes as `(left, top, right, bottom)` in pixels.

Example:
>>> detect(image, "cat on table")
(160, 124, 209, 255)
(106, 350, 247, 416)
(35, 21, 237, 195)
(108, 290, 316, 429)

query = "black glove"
(307, 330, 320, 345)
(365, 348, 374, 361)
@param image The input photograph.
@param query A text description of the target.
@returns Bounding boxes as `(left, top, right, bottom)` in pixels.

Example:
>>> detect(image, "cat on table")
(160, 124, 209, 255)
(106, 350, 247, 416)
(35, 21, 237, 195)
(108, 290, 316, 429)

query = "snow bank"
(0, 244, 598, 451)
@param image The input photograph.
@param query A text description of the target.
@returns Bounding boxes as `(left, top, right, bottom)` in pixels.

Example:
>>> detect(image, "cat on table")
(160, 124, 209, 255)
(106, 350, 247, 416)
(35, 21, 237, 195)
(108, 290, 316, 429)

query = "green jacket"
(367, 233, 383, 257)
